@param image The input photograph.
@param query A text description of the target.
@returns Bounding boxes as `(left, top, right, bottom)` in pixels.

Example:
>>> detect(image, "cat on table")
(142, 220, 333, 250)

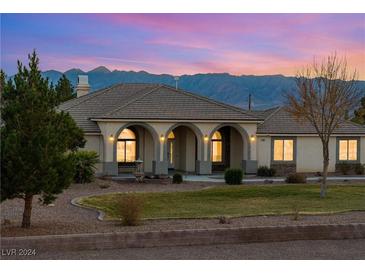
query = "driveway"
(3, 239, 365, 260)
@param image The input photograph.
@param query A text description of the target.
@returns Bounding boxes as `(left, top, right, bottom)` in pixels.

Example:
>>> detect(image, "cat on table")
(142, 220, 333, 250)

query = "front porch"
(97, 121, 258, 177)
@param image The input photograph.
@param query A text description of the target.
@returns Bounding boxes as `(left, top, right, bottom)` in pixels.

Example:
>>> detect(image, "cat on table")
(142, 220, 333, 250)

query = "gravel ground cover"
(1, 178, 365, 237)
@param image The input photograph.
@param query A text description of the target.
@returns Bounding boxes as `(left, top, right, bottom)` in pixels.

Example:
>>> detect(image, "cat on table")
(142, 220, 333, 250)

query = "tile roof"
(59, 83, 261, 133)
(257, 107, 365, 135)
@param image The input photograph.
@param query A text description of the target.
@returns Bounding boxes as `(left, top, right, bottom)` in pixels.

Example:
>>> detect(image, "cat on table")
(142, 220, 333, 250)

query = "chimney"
(76, 75, 90, 97)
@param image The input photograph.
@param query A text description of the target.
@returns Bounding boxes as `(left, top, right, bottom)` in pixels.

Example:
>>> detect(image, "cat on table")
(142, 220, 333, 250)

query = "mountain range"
(42, 66, 365, 110)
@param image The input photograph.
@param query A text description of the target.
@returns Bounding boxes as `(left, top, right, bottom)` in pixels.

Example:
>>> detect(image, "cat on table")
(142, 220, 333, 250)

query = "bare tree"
(285, 54, 362, 198)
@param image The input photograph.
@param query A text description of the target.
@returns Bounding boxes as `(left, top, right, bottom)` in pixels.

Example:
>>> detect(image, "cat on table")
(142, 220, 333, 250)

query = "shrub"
(337, 162, 352, 175)
(218, 216, 231, 224)
(257, 166, 276, 177)
(71, 151, 99, 184)
(285, 173, 306, 184)
(98, 182, 111, 189)
(172, 173, 183, 184)
(224, 168, 243, 185)
(354, 164, 365, 175)
(292, 204, 300, 221)
(117, 194, 144, 226)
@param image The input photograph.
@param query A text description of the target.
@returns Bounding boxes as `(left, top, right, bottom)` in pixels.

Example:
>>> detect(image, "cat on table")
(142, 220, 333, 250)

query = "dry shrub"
(117, 194, 144, 226)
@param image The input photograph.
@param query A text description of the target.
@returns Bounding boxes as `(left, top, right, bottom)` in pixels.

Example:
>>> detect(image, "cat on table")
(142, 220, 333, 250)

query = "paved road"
(4, 239, 365, 260)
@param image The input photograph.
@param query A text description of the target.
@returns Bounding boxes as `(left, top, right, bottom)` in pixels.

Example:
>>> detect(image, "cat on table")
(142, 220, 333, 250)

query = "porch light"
(204, 135, 209, 142)
(109, 134, 114, 142)
(250, 135, 256, 142)
(160, 134, 165, 142)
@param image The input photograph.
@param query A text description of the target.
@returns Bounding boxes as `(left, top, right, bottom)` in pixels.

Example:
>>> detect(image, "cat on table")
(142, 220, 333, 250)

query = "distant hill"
(42, 67, 365, 110)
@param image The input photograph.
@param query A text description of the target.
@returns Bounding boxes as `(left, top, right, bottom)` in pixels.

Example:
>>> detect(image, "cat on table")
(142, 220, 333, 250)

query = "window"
(211, 131, 222, 162)
(273, 139, 294, 161)
(339, 139, 358, 161)
(117, 128, 136, 162)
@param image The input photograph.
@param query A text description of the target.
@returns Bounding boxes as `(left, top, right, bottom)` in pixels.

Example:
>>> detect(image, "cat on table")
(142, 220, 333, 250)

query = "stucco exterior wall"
(256, 135, 365, 173)
(83, 134, 104, 174)
(230, 128, 243, 168)
(361, 137, 365, 165)
(296, 136, 336, 173)
(257, 136, 271, 168)
(135, 127, 154, 173)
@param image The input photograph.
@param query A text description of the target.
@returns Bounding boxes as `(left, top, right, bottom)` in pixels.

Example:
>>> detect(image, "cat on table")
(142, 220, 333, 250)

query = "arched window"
(117, 128, 136, 162)
(211, 131, 222, 162)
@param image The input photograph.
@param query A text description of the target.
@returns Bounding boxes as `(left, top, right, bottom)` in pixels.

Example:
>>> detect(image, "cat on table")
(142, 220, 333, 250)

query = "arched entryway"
(114, 123, 158, 174)
(209, 125, 249, 172)
(165, 123, 203, 173)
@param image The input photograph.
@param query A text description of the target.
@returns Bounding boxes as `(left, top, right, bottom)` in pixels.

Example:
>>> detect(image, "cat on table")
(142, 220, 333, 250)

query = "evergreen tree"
(352, 96, 365, 125)
(1, 51, 85, 228)
(55, 74, 75, 103)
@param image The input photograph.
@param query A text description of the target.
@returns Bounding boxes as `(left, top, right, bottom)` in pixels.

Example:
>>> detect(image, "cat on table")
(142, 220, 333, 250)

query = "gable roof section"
(59, 83, 262, 133)
(59, 83, 159, 132)
(96, 84, 260, 121)
(257, 107, 365, 135)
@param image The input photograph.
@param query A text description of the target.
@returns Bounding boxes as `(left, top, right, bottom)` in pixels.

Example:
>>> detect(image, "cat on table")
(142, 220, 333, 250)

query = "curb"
(2, 223, 364, 252)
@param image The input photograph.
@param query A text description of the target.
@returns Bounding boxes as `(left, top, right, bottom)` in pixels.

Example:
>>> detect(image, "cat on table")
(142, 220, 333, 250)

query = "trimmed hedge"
(172, 173, 183, 184)
(224, 168, 243, 185)
(337, 162, 352, 175)
(354, 164, 365, 175)
(257, 166, 276, 177)
(286, 173, 307, 184)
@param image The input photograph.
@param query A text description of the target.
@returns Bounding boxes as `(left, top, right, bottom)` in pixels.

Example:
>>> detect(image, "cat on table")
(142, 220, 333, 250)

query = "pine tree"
(352, 96, 365, 125)
(55, 74, 75, 103)
(1, 51, 85, 228)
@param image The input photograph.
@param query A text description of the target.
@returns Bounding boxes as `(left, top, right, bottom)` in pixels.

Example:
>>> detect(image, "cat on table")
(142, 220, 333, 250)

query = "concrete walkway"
(183, 175, 365, 183)
(110, 174, 364, 183)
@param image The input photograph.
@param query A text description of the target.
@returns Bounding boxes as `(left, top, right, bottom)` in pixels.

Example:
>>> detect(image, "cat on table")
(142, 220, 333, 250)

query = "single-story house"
(59, 76, 365, 176)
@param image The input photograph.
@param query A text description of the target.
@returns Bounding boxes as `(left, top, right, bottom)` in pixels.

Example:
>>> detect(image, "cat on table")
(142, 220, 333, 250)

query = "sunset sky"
(1, 14, 365, 78)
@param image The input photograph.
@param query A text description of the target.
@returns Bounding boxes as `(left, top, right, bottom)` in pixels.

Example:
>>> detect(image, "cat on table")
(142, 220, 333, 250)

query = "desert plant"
(98, 182, 111, 189)
(224, 168, 243, 185)
(257, 166, 276, 177)
(337, 162, 352, 175)
(292, 205, 300, 221)
(218, 216, 231, 224)
(71, 151, 99, 184)
(172, 173, 183, 184)
(354, 164, 365, 175)
(117, 194, 144, 226)
(286, 173, 306, 184)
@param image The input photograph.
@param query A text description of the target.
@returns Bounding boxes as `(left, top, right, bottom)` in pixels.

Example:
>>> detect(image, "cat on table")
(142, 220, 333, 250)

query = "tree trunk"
(321, 160, 329, 198)
(321, 143, 330, 198)
(21, 194, 33, 228)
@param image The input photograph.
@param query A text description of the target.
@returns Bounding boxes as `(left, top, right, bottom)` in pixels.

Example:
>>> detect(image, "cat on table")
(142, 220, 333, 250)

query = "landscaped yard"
(79, 184, 365, 220)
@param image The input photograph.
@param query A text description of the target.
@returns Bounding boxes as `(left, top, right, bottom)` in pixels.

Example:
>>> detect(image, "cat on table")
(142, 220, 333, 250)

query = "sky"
(1, 14, 365, 78)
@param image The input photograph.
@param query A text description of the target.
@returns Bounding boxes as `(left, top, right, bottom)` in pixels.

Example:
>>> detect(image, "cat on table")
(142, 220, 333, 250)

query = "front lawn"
(79, 184, 365, 220)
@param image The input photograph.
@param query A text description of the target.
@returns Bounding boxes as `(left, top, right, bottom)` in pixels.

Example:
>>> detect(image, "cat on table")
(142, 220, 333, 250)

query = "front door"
(167, 139, 175, 169)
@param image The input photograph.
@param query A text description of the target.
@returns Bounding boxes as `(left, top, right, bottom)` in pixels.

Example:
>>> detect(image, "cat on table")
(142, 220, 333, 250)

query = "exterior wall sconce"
(250, 134, 256, 142)
(109, 134, 115, 142)
(204, 135, 209, 142)
(160, 134, 165, 142)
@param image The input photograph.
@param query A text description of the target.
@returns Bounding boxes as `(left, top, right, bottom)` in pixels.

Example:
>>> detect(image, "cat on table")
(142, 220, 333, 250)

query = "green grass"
(79, 184, 365, 220)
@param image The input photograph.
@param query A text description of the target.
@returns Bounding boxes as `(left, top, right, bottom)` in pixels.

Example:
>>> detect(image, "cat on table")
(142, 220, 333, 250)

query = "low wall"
(2, 223, 364, 252)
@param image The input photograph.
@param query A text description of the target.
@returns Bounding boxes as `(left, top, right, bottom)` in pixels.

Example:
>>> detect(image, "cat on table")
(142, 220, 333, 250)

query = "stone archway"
(113, 122, 159, 174)
(164, 123, 204, 173)
(208, 124, 251, 172)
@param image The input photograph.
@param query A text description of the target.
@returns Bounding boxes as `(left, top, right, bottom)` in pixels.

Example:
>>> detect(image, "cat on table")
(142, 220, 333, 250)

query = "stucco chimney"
(76, 75, 90, 97)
